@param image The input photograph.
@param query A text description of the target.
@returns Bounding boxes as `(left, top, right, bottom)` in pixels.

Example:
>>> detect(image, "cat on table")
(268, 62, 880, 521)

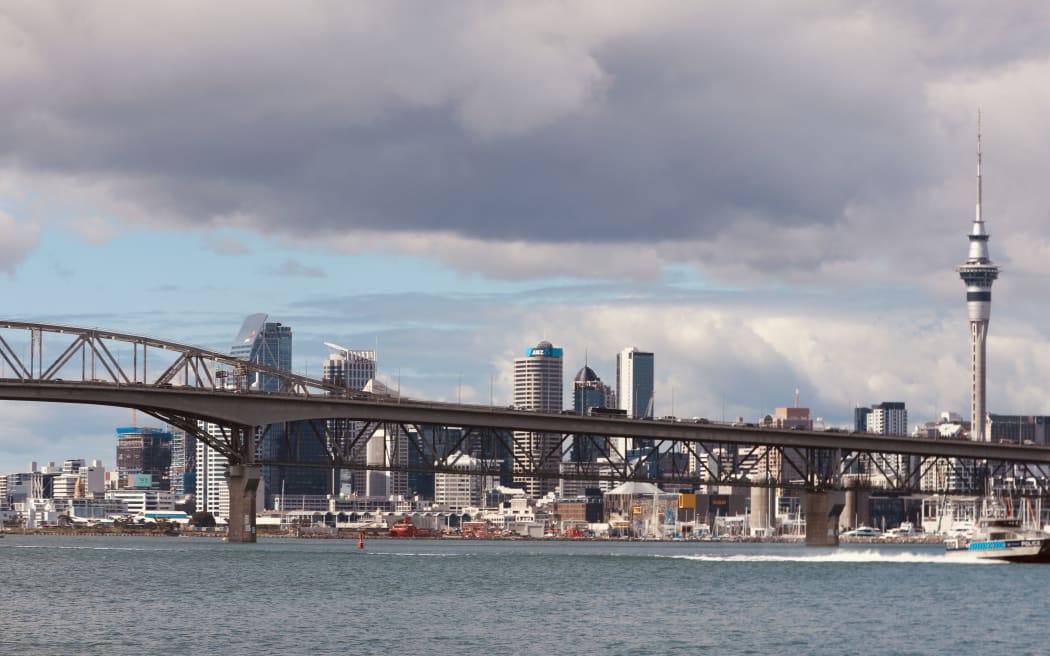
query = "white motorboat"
(945, 499, 1050, 563)
(841, 526, 882, 539)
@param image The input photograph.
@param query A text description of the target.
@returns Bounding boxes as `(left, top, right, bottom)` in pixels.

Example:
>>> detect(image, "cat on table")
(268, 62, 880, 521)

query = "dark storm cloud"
(2, 3, 1050, 267)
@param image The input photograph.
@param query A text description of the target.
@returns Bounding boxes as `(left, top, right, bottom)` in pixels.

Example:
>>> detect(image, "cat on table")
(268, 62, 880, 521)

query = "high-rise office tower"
(616, 347, 654, 419)
(230, 313, 292, 388)
(513, 340, 564, 498)
(572, 365, 615, 462)
(573, 365, 614, 416)
(198, 314, 321, 509)
(615, 347, 654, 457)
(323, 343, 376, 391)
(957, 116, 999, 442)
(234, 315, 293, 496)
(323, 344, 377, 496)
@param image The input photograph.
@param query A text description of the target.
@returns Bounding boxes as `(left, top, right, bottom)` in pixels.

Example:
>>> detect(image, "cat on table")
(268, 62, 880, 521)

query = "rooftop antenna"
(976, 108, 982, 223)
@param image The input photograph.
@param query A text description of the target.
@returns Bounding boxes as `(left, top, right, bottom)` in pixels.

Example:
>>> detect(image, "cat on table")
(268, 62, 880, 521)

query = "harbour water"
(0, 535, 1043, 655)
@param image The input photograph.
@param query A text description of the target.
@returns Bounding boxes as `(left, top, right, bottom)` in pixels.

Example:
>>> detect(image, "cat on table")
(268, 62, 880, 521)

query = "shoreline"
(1, 527, 947, 544)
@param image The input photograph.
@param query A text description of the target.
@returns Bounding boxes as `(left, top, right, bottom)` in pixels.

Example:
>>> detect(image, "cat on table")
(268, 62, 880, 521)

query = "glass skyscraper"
(615, 347, 655, 457)
(616, 347, 654, 419)
(231, 313, 327, 501)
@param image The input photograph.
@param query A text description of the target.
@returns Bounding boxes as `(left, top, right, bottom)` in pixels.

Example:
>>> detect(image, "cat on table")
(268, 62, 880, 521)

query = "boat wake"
(664, 550, 1003, 565)
(9, 544, 176, 552)
(370, 551, 470, 558)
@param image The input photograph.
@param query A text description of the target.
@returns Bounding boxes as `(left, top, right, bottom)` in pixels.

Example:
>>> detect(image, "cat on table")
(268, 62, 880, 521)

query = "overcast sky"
(3, 2, 1050, 473)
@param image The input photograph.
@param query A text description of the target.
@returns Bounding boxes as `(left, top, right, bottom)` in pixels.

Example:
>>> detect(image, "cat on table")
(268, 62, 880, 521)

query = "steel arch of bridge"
(3, 320, 1050, 495)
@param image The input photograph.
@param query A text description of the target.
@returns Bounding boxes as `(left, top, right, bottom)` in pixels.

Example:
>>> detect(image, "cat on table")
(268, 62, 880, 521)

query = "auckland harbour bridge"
(3, 319, 1050, 544)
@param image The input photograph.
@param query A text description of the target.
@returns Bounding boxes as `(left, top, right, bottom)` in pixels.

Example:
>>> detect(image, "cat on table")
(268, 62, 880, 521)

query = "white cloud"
(0, 210, 40, 273)
(481, 300, 1043, 428)
(4, 3, 1050, 471)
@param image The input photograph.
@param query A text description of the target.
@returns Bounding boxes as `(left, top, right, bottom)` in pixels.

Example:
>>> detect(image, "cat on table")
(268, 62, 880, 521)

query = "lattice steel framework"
(3, 320, 1050, 495)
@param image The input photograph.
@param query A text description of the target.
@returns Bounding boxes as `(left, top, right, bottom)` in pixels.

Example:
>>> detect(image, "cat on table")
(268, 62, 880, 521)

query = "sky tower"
(957, 114, 999, 442)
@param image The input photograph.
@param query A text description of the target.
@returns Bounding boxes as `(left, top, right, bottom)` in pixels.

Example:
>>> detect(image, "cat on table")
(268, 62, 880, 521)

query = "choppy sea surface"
(0, 535, 1043, 655)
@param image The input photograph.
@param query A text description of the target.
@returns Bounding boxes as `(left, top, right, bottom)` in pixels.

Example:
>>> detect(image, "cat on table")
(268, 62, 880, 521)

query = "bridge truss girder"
(0, 320, 341, 397)
(150, 411, 1050, 496)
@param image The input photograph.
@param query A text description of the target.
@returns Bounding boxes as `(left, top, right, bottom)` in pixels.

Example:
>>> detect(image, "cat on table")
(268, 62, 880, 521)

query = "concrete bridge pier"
(225, 464, 261, 543)
(804, 490, 844, 547)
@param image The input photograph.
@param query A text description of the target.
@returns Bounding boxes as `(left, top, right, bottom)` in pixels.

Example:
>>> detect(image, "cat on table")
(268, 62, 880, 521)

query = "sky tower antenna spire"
(977, 108, 983, 223)
(957, 110, 999, 442)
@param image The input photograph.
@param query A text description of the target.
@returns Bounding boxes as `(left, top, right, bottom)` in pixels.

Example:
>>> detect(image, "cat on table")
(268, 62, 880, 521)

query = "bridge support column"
(225, 464, 261, 544)
(803, 491, 844, 547)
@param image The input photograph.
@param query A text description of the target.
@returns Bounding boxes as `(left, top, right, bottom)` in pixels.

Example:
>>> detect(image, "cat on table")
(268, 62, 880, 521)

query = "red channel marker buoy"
(358, 532, 365, 550)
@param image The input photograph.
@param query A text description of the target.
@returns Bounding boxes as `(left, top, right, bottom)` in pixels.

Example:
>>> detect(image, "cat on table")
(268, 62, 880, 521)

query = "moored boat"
(841, 526, 883, 539)
(388, 516, 434, 538)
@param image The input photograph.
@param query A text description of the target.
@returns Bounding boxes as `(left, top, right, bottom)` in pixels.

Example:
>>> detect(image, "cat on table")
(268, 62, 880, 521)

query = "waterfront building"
(65, 497, 128, 521)
(115, 427, 172, 489)
(957, 117, 999, 442)
(512, 340, 564, 498)
(105, 488, 176, 514)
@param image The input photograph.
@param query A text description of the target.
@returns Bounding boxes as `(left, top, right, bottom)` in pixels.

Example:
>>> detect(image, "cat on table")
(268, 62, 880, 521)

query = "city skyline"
(4, 4, 1050, 472)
